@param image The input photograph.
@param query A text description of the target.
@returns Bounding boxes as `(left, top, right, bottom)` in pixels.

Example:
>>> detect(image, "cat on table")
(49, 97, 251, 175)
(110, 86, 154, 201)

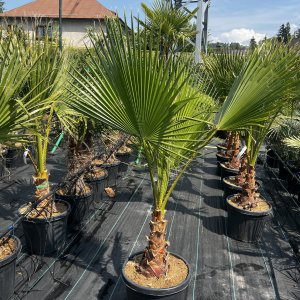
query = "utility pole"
(175, 0, 210, 63)
(59, 0, 63, 51)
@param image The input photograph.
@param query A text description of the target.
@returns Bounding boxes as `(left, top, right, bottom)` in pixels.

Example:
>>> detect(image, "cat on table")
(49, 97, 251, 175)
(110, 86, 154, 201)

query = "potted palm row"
(16, 34, 72, 255)
(216, 42, 300, 242)
(67, 15, 300, 298)
(0, 30, 53, 300)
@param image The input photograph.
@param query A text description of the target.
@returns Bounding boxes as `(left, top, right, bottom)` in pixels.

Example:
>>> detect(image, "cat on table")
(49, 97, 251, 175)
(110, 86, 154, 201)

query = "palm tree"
(0, 30, 43, 142)
(216, 41, 300, 208)
(68, 19, 300, 279)
(200, 50, 248, 104)
(138, 0, 197, 59)
(19, 33, 69, 213)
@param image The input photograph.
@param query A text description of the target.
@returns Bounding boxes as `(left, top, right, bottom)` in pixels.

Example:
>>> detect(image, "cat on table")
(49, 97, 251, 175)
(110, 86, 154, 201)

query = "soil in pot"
(85, 168, 108, 202)
(122, 251, 191, 300)
(20, 201, 70, 255)
(226, 195, 272, 243)
(0, 236, 21, 300)
(220, 163, 239, 183)
(55, 186, 92, 226)
(93, 158, 121, 187)
(116, 146, 133, 173)
(216, 153, 231, 176)
(125, 254, 188, 289)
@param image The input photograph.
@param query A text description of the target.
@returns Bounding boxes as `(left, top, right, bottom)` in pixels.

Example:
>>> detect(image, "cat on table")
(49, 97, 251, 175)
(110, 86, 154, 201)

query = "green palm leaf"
(68, 18, 216, 208)
(216, 41, 300, 131)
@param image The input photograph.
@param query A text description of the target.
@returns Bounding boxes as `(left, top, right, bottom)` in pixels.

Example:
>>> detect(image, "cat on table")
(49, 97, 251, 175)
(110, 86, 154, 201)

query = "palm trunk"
(237, 165, 257, 209)
(235, 155, 247, 185)
(227, 133, 240, 169)
(66, 136, 93, 196)
(33, 170, 58, 216)
(224, 131, 233, 157)
(139, 210, 170, 278)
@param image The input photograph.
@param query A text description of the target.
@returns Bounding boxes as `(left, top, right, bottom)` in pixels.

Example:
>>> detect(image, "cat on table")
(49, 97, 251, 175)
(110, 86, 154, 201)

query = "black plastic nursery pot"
(5, 148, 23, 169)
(266, 148, 279, 168)
(21, 201, 70, 255)
(55, 189, 92, 226)
(223, 176, 260, 201)
(116, 153, 132, 173)
(0, 156, 5, 178)
(278, 159, 289, 180)
(101, 161, 121, 187)
(216, 153, 230, 176)
(220, 163, 239, 183)
(215, 130, 227, 140)
(85, 173, 108, 202)
(0, 236, 21, 300)
(216, 144, 227, 152)
(285, 161, 300, 194)
(226, 195, 272, 243)
(121, 251, 191, 300)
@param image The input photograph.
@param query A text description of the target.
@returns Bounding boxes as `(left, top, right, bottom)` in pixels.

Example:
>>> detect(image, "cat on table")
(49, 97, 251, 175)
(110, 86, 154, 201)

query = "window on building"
(36, 25, 53, 39)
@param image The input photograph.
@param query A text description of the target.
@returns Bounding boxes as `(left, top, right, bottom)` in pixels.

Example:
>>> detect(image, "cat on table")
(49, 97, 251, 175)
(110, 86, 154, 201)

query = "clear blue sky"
(4, 0, 300, 45)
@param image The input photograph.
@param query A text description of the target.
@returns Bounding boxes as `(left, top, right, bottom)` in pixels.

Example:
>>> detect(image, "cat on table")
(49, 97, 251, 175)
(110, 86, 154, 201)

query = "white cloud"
(217, 28, 266, 45)
(290, 23, 299, 34)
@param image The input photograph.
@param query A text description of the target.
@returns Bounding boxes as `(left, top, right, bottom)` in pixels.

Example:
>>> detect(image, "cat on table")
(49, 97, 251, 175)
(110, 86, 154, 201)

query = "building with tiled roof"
(0, 0, 116, 46)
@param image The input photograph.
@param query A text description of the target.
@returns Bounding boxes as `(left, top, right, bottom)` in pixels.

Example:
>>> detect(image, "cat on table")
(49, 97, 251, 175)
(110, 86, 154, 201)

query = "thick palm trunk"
(238, 165, 257, 209)
(139, 210, 170, 278)
(227, 133, 240, 169)
(224, 131, 233, 156)
(66, 136, 93, 196)
(33, 171, 58, 216)
(235, 155, 247, 185)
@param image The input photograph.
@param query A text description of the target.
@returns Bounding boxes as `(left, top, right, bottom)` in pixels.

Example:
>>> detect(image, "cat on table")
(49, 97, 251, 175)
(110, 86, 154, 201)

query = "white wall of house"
(1, 17, 106, 47)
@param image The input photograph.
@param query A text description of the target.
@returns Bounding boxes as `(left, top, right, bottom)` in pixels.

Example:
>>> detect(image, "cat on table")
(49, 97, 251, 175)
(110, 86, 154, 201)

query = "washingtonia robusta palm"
(18, 34, 70, 210)
(69, 18, 216, 277)
(138, 0, 197, 59)
(216, 41, 300, 208)
(0, 30, 44, 143)
(68, 18, 300, 277)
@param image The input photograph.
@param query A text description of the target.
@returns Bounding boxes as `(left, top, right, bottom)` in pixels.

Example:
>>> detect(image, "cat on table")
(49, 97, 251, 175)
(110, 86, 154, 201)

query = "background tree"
(249, 37, 257, 51)
(138, 0, 197, 59)
(277, 22, 291, 44)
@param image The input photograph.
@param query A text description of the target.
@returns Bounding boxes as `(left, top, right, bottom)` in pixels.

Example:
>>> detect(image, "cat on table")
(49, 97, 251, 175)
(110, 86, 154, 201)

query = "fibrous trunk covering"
(226, 133, 240, 169)
(33, 171, 57, 217)
(237, 165, 257, 209)
(235, 155, 247, 186)
(66, 136, 93, 196)
(139, 210, 170, 278)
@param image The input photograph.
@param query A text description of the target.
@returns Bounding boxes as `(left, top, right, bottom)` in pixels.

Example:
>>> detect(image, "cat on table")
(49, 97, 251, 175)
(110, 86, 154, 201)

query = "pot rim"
(121, 251, 191, 296)
(220, 162, 239, 172)
(223, 176, 260, 189)
(226, 194, 272, 216)
(0, 235, 21, 268)
(55, 184, 93, 199)
(19, 200, 71, 223)
(84, 173, 108, 182)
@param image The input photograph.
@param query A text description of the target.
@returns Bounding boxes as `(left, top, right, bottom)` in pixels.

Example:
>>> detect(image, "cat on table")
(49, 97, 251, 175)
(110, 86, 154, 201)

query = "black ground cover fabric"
(0, 144, 299, 299)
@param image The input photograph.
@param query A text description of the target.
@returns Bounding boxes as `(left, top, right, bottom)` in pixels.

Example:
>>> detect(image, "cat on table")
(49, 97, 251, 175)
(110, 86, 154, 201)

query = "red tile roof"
(0, 0, 116, 19)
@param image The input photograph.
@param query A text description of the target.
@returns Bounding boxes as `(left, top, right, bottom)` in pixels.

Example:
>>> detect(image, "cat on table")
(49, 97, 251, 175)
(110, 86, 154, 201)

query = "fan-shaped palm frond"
(201, 50, 248, 103)
(138, 0, 197, 56)
(0, 30, 44, 142)
(68, 18, 216, 208)
(283, 136, 300, 148)
(215, 41, 300, 131)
